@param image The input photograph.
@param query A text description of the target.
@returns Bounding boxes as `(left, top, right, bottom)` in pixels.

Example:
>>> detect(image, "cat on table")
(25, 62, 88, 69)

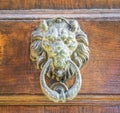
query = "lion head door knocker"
(30, 17, 89, 102)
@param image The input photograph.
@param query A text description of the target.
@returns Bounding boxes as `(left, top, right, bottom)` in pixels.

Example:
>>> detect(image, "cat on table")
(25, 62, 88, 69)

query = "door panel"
(0, 10, 120, 107)
(0, 21, 120, 95)
(0, 106, 119, 113)
(0, 0, 120, 112)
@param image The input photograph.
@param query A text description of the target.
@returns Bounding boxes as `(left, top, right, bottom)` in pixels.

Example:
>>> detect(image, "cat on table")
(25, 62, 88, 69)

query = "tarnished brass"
(30, 17, 89, 102)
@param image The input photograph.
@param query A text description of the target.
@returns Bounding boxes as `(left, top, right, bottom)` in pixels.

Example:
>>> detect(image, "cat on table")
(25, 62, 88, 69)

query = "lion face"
(42, 20, 78, 70)
(30, 17, 89, 80)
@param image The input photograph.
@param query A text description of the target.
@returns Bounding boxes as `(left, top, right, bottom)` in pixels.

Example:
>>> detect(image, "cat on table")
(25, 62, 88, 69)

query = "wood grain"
(0, 0, 119, 112)
(44, 106, 120, 113)
(0, 105, 119, 113)
(0, 0, 120, 9)
(0, 95, 120, 105)
(0, 20, 120, 95)
(0, 10, 120, 106)
(0, 106, 44, 113)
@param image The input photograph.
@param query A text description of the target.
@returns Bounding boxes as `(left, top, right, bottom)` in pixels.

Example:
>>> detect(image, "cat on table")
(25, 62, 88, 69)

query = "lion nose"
(54, 59, 66, 69)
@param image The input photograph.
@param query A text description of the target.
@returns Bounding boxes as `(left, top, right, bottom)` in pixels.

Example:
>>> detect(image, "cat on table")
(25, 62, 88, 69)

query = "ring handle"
(40, 59, 60, 102)
(40, 59, 82, 102)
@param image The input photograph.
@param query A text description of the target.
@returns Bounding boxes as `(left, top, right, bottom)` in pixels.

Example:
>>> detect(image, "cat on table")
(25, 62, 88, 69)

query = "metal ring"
(66, 59, 82, 100)
(40, 59, 82, 102)
(40, 59, 60, 102)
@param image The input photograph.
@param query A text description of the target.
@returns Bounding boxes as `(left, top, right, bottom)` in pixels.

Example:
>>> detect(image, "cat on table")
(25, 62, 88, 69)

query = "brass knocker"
(30, 17, 89, 102)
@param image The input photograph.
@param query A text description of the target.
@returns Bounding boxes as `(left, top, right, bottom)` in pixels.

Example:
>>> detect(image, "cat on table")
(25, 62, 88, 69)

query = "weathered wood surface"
(0, 0, 120, 112)
(0, 10, 120, 106)
(0, 0, 120, 9)
(0, 20, 120, 95)
(0, 95, 120, 105)
(0, 105, 120, 113)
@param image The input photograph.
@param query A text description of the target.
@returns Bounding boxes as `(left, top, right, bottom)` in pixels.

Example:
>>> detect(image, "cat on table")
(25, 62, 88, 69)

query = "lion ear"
(39, 20, 48, 32)
(69, 20, 79, 32)
(31, 20, 48, 42)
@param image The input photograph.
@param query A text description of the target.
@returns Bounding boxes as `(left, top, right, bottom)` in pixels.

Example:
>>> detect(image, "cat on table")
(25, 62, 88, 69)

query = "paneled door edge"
(0, 95, 120, 105)
(0, 9, 120, 21)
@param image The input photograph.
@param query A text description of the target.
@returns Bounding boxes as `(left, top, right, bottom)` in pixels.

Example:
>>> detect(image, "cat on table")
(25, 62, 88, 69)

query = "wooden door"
(0, 0, 120, 113)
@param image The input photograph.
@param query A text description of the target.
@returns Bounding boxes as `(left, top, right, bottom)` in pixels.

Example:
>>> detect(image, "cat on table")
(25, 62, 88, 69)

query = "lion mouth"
(53, 58, 69, 79)
(46, 58, 74, 81)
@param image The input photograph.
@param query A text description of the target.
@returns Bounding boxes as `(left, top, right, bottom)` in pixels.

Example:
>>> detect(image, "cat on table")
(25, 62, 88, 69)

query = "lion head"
(30, 17, 89, 81)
